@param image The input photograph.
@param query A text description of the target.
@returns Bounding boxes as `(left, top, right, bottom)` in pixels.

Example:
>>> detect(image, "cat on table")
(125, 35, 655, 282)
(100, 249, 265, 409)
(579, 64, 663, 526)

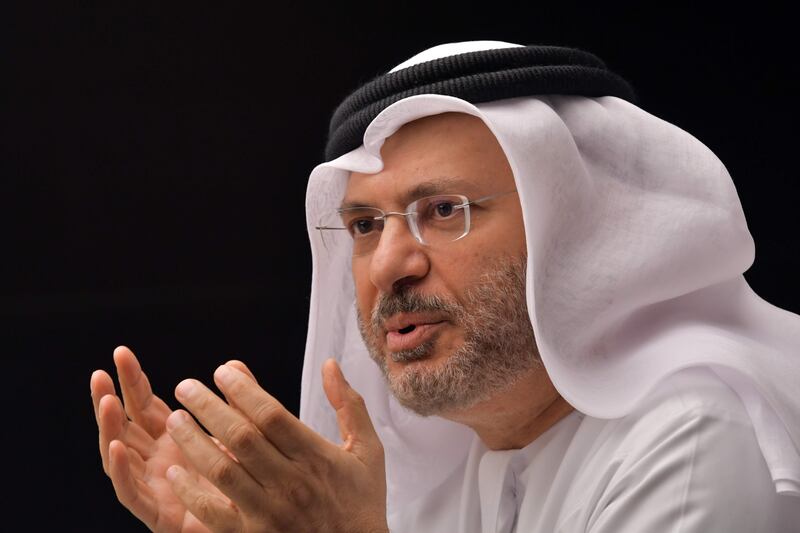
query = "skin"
(90, 112, 573, 532)
(348, 112, 573, 449)
(91, 348, 388, 532)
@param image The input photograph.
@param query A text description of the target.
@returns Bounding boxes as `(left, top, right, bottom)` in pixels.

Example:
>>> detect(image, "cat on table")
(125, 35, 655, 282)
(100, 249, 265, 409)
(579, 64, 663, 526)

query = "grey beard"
(357, 254, 540, 417)
(390, 340, 434, 363)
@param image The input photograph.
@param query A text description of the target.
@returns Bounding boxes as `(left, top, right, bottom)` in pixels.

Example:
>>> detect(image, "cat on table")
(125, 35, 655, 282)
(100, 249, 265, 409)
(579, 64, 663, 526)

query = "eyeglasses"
(316, 190, 517, 256)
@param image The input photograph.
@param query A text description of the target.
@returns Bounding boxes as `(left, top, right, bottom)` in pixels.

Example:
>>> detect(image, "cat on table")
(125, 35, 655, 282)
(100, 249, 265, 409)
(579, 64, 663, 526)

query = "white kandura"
(300, 41, 800, 531)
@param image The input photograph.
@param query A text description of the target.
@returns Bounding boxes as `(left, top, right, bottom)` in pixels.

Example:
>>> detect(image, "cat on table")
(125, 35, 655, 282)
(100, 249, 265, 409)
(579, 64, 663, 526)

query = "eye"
(348, 217, 377, 237)
(431, 200, 459, 219)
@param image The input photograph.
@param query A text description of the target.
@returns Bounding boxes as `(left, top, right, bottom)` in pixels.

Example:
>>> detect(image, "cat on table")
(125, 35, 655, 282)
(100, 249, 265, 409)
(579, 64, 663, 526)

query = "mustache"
(370, 289, 462, 331)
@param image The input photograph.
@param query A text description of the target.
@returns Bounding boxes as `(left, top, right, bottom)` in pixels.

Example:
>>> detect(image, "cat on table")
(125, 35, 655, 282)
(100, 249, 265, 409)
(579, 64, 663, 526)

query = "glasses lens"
(318, 207, 384, 256)
(413, 195, 468, 245)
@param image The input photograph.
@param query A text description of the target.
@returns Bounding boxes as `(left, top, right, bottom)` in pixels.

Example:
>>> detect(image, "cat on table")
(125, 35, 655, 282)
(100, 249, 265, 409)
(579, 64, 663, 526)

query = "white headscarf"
(300, 41, 800, 515)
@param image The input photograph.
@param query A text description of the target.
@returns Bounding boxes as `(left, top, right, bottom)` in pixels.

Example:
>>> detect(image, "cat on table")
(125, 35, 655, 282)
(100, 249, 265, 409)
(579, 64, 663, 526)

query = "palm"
(133, 426, 218, 532)
(92, 347, 230, 533)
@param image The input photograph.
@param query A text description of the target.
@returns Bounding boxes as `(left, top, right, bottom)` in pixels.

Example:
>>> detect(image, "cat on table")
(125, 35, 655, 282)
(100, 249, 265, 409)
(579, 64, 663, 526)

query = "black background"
(6, 4, 799, 532)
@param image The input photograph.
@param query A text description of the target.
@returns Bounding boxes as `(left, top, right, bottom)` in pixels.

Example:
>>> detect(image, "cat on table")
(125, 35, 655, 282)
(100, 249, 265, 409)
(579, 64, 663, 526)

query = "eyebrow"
(339, 176, 476, 210)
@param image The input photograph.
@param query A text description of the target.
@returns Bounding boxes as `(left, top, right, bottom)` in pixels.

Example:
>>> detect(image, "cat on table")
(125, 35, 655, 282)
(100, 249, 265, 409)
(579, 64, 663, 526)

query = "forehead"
(342, 112, 514, 206)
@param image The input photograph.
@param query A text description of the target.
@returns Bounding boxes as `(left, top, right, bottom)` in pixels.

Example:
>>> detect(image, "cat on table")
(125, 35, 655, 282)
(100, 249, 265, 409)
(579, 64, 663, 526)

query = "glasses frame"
(315, 189, 517, 255)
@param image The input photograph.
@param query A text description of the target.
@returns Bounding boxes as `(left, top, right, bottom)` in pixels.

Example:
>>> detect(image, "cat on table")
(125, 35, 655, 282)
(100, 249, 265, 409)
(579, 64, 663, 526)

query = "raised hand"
(163, 358, 389, 532)
(91, 346, 230, 532)
(93, 347, 389, 532)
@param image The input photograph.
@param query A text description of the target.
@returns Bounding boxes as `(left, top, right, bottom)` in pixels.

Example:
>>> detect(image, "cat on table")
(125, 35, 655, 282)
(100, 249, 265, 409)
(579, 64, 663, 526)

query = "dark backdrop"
(6, 4, 799, 532)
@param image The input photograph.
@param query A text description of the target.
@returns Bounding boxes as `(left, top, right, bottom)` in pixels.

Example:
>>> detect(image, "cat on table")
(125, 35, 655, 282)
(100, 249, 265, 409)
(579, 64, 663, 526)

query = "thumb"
(322, 358, 382, 461)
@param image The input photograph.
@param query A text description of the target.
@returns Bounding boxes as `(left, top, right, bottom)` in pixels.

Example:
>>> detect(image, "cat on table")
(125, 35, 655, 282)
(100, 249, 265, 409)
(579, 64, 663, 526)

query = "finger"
(96, 392, 120, 474)
(217, 361, 257, 412)
(166, 465, 242, 533)
(213, 365, 332, 461)
(93, 369, 150, 474)
(114, 346, 173, 438)
(92, 371, 121, 471)
(211, 436, 240, 463)
(174, 378, 292, 486)
(91, 369, 117, 424)
(166, 408, 268, 517)
(108, 440, 159, 530)
(322, 359, 383, 464)
(98, 394, 155, 474)
(224, 360, 258, 384)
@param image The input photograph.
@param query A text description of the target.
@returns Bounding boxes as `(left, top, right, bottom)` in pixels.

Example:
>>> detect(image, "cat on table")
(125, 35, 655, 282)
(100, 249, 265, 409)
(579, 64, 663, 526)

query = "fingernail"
(175, 379, 196, 400)
(214, 365, 233, 385)
(166, 411, 188, 431)
(166, 465, 180, 481)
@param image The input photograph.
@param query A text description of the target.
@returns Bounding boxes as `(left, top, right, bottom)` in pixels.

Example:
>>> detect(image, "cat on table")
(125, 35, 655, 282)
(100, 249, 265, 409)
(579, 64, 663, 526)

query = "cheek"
(352, 260, 375, 318)
(432, 250, 483, 295)
(454, 222, 526, 264)
(477, 214, 527, 258)
(436, 224, 526, 295)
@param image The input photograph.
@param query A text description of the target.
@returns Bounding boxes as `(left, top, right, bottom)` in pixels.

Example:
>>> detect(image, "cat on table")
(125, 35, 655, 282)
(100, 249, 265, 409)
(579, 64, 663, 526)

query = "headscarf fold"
(301, 41, 800, 516)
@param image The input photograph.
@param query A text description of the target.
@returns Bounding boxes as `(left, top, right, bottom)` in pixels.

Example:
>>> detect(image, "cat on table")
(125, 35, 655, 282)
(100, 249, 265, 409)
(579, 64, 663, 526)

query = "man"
(91, 41, 800, 531)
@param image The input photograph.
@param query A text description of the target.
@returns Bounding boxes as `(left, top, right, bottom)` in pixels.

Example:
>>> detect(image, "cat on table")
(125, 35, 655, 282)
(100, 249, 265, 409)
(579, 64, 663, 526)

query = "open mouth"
(386, 321, 445, 353)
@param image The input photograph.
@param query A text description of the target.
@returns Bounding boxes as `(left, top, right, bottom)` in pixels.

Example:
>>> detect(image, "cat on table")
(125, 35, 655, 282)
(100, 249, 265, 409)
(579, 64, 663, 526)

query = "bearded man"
(91, 41, 800, 532)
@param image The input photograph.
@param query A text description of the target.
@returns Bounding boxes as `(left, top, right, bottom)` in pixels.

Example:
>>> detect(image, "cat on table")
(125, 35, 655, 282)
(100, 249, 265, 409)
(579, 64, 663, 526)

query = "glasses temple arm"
(467, 189, 518, 206)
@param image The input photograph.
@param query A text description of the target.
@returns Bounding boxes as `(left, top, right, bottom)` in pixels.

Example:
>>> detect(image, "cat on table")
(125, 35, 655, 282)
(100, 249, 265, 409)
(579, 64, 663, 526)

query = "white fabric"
(387, 41, 520, 73)
(301, 40, 800, 524)
(395, 368, 800, 532)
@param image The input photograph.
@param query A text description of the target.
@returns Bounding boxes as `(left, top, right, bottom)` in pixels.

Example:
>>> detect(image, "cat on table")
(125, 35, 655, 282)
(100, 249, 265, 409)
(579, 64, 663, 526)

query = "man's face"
(344, 112, 538, 417)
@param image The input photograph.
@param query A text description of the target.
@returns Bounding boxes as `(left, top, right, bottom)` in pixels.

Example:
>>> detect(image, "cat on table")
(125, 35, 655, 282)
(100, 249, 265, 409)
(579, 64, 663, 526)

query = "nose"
(368, 215, 430, 294)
